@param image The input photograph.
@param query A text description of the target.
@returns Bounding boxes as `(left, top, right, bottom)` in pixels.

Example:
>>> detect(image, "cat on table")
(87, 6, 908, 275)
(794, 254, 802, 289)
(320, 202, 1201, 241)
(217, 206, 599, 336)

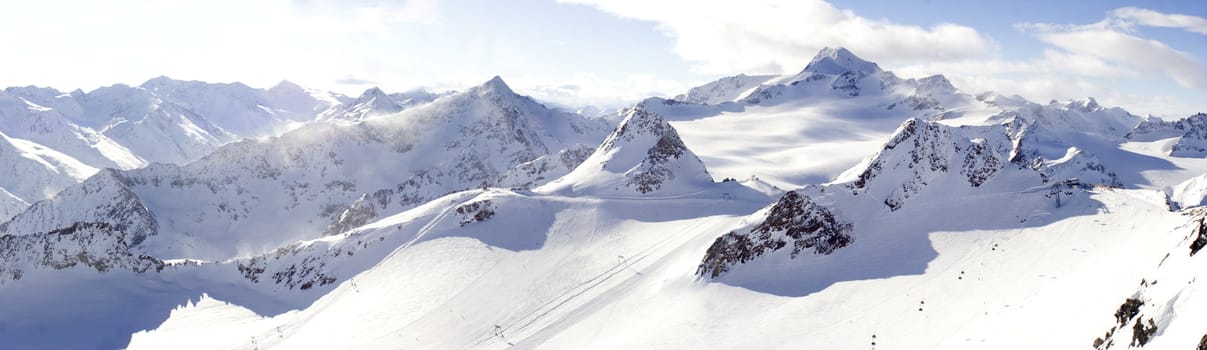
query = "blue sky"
(1, 0, 1204, 117)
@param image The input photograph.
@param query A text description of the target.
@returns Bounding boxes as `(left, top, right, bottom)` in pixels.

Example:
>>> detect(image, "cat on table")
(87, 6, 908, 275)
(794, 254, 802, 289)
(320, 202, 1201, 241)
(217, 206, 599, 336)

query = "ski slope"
(120, 186, 1192, 350)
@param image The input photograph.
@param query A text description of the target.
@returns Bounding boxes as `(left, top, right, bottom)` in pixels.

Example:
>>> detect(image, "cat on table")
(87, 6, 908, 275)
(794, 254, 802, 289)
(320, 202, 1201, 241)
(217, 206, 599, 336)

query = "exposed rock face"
(848, 117, 1121, 211)
(1169, 114, 1207, 156)
(598, 108, 711, 194)
(607, 109, 695, 193)
(455, 199, 495, 226)
(547, 107, 712, 196)
(0, 222, 163, 285)
(324, 194, 378, 236)
(0, 169, 158, 247)
(1191, 218, 1207, 257)
(697, 191, 852, 278)
(236, 242, 338, 291)
(849, 119, 1011, 211)
(696, 110, 1133, 279)
(1125, 114, 1207, 154)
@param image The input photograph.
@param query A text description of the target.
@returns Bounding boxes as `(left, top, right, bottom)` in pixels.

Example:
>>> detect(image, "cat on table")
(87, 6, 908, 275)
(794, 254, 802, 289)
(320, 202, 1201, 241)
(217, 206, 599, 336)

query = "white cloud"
(557, 0, 994, 75)
(288, 0, 443, 32)
(555, 1, 1205, 116)
(1019, 13, 1207, 89)
(512, 73, 695, 110)
(889, 7, 1207, 117)
(1110, 7, 1207, 35)
(895, 49, 1132, 83)
(0, 0, 442, 94)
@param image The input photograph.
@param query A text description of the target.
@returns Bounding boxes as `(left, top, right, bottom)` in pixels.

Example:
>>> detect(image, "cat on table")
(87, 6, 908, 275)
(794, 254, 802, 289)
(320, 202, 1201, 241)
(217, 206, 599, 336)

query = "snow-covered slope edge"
(1090, 208, 1207, 349)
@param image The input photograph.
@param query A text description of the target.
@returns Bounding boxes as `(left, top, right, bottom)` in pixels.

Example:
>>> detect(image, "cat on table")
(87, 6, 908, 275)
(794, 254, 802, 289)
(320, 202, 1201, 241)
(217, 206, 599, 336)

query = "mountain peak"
(802, 47, 881, 75)
(323, 86, 403, 121)
(916, 74, 955, 92)
(359, 87, 388, 99)
(474, 76, 515, 95)
(1062, 97, 1101, 112)
(541, 107, 712, 195)
(269, 80, 304, 93)
(140, 75, 180, 89)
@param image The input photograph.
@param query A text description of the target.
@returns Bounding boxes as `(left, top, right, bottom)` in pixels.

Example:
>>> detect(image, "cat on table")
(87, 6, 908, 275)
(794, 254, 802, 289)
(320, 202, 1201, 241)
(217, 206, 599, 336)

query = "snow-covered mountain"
(4, 47, 1207, 350)
(321, 87, 448, 122)
(89, 83, 238, 165)
(321, 87, 404, 122)
(0, 87, 144, 169)
(389, 89, 448, 108)
(1, 76, 355, 166)
(1127, 112, 1207, 156)
(539, 108, 714, 196)
(0, 131, 98, 220)
(265, 80, 349, 123)
(1167, 173, 1207, 209)
(0, 76, 610, 261)
(737, 46, 951, 107)
(641, 47, 1142, 192)
(697, 115, 1126, 282)
(673, 73, 777, 105)
(0, 77, 449, 221)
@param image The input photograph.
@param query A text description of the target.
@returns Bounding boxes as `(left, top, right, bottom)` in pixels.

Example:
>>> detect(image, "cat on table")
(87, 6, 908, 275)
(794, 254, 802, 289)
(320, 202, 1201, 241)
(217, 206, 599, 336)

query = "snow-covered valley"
(3, 48, 1207, 349)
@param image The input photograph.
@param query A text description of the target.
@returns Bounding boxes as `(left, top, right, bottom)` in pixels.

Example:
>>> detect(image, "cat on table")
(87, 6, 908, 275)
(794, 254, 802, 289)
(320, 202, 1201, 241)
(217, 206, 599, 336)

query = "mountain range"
(2, 48, 1207, 349)
(0, 77, 460, 221)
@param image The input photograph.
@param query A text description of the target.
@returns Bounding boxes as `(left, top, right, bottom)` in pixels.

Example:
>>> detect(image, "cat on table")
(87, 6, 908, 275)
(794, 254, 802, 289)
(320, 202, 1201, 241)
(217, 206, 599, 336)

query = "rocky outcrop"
(324, 194, 378, 236)
(847, 117, 1121, 211)
(1164, 113, 1207, 157)
(612, 110, 695, 193)
(590, 108, 712, 194)
(697, 191, 852, 278)
(0, 169, 158, 247)
(455, 199, 495, 226)
(0, 222, 163, 285)
(848, 119, 1011, 210)
(1191, 218, 1207, 257)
